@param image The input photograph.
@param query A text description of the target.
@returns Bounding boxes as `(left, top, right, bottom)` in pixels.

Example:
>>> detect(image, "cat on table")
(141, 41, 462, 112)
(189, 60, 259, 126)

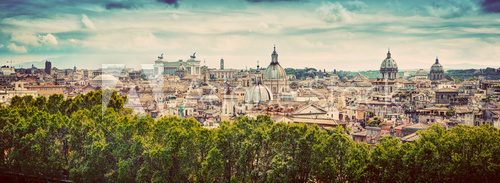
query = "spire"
(435, 56, 439, 64)
(271, 45, 278, 64)
(387, 48, 391, 58)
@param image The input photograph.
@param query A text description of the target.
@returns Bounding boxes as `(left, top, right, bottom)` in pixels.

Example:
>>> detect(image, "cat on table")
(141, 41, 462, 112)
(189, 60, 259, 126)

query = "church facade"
(429, 57, 444, 81)
(262, 46, 288, 98)
(374, 50, 398, 93)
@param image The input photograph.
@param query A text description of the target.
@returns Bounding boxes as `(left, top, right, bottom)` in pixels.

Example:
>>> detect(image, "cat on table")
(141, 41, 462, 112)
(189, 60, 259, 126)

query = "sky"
(0, 0, 499, 71)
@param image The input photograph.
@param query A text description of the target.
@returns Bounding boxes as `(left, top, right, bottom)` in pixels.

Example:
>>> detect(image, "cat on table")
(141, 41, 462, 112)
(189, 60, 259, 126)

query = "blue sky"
(0, 0, 499, 70)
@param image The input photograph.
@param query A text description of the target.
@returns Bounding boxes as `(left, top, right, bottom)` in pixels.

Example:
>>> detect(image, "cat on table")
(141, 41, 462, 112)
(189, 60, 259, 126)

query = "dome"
(264, 64, 286, 80)
(415, 69, 427, 76)
(90, 74, 122, 88)
(263, 46, 286, 80)
(380, 51, 398, 69)
(352, 73, 368, 82)
(245, 84, 273, 104)
(200, 94, 221, 103)
(430, 58, 443, 72)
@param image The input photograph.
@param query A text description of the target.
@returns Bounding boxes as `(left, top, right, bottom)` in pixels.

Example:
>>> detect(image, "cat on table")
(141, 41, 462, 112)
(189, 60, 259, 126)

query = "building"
(263, 46, 288, 98)
(154, 53, 201, 78)
(222, 88, 237, 117)
(245, 78, 273, 104)
(220, 58, 224, 70)
(27, 85, 66, 97)
(206, 58, 238, 81)
(0, 65, 15, 76)
(380, 50, 398, 80)
(373, 50, 398, 93)
(429, 57, 444, 81)
(0, 65, 16, 88)
(435, 88, 459, 105)
(0, 82, 38, 104)
(413, 69, 428, 81)
(45, 60, 52, 75)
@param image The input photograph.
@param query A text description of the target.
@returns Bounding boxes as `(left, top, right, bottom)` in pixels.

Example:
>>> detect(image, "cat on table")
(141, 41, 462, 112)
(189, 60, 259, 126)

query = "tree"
(367, 116, 382, 127)
(2, 91, 499, 182)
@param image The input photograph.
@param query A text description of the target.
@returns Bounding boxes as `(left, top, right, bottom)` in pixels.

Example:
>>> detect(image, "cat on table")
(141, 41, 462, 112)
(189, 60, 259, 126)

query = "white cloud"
(68, 38, 81, 45)
(10, 32, 58, 47)
(1, 15, 82, 33)
(0, 44, 4, 48)
(0, 1, 498, 70)
(11, 32, 40, 46)
(7, 43, 28, 53)
(81, 14, 96, 30)
(40, 33, 58, 45)
(316, 2, 353, 23)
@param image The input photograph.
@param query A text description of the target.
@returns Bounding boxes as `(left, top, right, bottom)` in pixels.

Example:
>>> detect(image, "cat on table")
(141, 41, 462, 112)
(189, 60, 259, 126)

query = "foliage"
(1, 91, 499, 182)
(446, 109, 456, 117)
(366, 116, 382, 127)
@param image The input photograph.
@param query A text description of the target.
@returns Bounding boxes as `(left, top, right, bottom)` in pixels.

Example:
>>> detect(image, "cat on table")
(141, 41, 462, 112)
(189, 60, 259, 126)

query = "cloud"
(481, 0, 500, 13)
(103, 0, 179, 10)
(246, 0, 303, 2)
(68, 39, 80, 44)
(316, 2, 353, 23)
(426, 0, 480, 18)
(11, 32, 40, 46)
(7, 43, 27, 53)
(10, 32, 58, 46)
(40, 33, 58, 45)
(105, 2, 135, 10)
(0, 44, 3, 48)
(0, 0, 499, 70)
(343, 0, 367, 11)
(81, 14, 96, 30)
(157, 0, 179, 7)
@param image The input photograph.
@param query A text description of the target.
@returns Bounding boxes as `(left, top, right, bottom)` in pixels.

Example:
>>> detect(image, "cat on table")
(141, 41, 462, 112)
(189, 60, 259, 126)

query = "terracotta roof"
(404, 123, 429, 129)
(401, 132, 419, 142)
(435, 88, 458, 93)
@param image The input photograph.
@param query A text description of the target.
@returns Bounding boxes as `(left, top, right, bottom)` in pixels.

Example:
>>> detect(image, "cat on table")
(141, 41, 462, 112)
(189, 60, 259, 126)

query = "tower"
(222, 84, 237, 116)
(44, 60, 52, 75)
(271, 45, 278, 64)
(220, 58, 224, 70)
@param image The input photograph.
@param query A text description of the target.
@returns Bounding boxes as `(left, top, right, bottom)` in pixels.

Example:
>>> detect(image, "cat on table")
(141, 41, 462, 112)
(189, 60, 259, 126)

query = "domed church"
(245, 80, 273, 104)
(263, 46, 288, 98)
(380, 49, 398, 80)
(373, 49, 399, 93)
(429, 57, 444, 81)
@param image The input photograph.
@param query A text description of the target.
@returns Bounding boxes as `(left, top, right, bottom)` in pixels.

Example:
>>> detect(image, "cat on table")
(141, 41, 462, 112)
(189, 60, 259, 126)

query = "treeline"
(1, 91, 499, 182)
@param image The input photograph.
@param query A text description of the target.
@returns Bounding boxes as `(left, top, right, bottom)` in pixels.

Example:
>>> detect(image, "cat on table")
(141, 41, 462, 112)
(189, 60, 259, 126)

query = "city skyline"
(1, 1, 499, 182)
(1, 0, 499, 70)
